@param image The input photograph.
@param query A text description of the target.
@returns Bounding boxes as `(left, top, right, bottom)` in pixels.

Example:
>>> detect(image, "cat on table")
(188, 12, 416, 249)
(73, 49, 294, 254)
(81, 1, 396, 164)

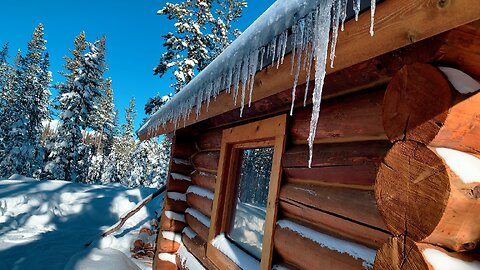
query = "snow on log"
(290, 88, 386, 144)
(160, 210, 186, 232)
(374, 236, 480, 270)
(185, 208, 210, 241)
(274, 219, 376, 270)
(279, 200, 390, 249)
(438, 67, 480, 94)
(164, 194, 189, 213)
(197, 129, 222, 151)
(177, 244, 208, 270)
(181, 231, 217, 270)
(158, 231, 182, 253)
(280, 183, 387, 230)
(186, 186, 214, 217)
(191, 170, 216, 191)
(167, 174, 191, 193)
(375, 141, 480, 251)
(171, 160, 194, 176)
(191, 151, 220, 173)
(157, 253, 178, 270)
(383, 63, 480, 155)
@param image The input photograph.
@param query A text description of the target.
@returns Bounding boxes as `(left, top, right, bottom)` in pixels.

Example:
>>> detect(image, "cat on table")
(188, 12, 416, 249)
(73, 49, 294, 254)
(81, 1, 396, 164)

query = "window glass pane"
(227, 147, 274, 259)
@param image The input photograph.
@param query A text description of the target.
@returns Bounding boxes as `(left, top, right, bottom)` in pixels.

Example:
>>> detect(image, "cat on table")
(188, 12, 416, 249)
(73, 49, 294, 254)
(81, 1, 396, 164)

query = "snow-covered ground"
(0, 176, 163, 270)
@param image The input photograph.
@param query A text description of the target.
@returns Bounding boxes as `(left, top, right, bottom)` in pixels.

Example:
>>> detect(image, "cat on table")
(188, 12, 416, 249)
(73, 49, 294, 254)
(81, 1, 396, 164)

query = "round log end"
(383, 63, 452, 143)
(374, 236, 429, 270)
(375, 141, 450, 240)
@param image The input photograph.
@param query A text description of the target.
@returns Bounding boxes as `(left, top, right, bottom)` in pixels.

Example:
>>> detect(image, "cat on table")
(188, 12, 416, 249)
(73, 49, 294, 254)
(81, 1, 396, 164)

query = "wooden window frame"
(207, 114, 287, 270)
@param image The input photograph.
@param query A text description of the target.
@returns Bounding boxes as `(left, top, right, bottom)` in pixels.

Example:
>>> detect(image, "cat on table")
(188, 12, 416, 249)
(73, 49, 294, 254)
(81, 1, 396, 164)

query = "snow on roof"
(139, 0, 377, 166)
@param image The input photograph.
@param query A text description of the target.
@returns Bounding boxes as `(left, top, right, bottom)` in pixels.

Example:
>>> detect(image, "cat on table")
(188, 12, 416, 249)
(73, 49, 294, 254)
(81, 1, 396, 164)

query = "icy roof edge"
(138, 0, 325, 136)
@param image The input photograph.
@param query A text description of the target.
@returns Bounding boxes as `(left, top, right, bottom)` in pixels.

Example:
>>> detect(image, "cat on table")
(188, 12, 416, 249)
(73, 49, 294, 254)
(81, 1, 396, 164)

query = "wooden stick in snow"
(85, 185, 166, 246)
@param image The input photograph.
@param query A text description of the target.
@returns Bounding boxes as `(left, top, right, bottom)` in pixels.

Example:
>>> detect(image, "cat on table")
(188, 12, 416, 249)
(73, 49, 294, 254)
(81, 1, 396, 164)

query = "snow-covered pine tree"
(114, 97, 136, 184)
(44, 33, 106, 182)
(154, 0, 246, 93)
(0, 24, 51, 178)
(0, 43, 9, 92)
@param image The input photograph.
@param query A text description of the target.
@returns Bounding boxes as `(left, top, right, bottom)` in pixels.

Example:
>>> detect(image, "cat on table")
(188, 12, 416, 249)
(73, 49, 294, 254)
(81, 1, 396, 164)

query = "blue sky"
(0, 0, 274, 132)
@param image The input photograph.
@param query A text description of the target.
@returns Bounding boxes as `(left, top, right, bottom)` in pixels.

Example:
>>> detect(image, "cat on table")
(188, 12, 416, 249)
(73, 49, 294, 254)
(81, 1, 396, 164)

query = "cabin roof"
(138, 0, 480, 140)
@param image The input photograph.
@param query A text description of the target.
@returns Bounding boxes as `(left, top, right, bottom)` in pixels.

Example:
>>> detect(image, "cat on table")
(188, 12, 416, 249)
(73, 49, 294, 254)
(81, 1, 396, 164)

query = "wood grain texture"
(186, 212, 210, 242)
(191, 151, 220, 173)
(157, 236, 181, 253)
(374, 236, 480, 270)
(186, 191, 213, 217)
(274, 223, 373, 270)
(290, 89, 386, 144)
(197, 129, 223, 151)
(159, 211, 186, 232)
(181, 232, 219, 270)
(280, 183, 387, 230)
(279, 200, 390, 249)
(191, 170, 216, 191)
(376, 141, 480, 251)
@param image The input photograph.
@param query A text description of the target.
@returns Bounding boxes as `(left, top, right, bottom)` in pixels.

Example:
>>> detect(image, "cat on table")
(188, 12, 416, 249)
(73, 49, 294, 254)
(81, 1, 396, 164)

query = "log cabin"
(138, 0, 480, 269)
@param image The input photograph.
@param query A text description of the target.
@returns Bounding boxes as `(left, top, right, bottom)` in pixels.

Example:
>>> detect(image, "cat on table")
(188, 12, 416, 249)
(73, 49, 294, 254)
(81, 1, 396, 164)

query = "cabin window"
(207, 115, 286, 270)
(227, 147, 274, 259)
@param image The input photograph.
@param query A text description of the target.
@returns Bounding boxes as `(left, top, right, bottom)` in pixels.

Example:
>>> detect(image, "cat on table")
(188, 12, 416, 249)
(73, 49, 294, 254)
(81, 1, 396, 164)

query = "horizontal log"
(376, 141, 480, 251)
(170, 162, 194, 176)
(280, 183, 386, 230)
(166, 177, 191, 193)
(383, 63, 480, 155)
(155, 258, 177, 270)
(284, 165, 377, 188)
(191, 170, 216, 191)
(160, 212, 186, 232)
(163, 197, 188, 213)
(274, 220, 375, 270)
(181, 232, 218, 270)
(157, 235, 181, 253)
(290, 88, 386, 144)
(282, 140, 391, 168)
(374, 236, 480, 270)
(172, 134, 197, 160)
(279, 200, 390, 249)
(186, 212, 209, 242)
(186, 192, 213, 217)
(191, 151, 220, 173)
(197, 129, 222, 151)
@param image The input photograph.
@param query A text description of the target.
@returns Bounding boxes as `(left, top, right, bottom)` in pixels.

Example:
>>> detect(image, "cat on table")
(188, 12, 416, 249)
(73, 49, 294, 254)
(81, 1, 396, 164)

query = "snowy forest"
(0, 25, 171, 188)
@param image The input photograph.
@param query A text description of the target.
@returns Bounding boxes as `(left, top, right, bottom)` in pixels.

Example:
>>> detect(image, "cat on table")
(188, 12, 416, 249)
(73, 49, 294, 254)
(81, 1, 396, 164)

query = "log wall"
(154, 21, 480, 270)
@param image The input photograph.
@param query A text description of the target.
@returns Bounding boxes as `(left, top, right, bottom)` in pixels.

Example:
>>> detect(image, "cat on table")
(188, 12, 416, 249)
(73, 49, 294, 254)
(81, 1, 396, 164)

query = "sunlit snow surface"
(139, 0, 376, 167)
(0, 178, 163, 270)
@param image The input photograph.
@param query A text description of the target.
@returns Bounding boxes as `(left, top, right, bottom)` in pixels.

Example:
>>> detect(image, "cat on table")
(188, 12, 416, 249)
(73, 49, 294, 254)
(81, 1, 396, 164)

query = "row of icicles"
(155, 0, 375, 167)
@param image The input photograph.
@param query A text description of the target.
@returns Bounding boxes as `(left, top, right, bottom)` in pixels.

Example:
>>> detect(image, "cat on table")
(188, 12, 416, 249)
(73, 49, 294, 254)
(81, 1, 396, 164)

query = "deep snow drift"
(0, 177, 163, 270)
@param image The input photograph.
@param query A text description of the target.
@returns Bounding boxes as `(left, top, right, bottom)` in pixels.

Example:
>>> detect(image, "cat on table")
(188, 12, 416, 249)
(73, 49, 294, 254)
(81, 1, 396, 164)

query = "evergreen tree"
(44, 33, 106, 182)
(0, 24, 51, 178)
(154, 0, 246, 93)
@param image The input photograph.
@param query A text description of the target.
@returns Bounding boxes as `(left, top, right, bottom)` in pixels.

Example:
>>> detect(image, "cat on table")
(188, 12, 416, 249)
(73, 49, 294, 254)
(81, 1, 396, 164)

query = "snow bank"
(422, 248, 480, 270)
(277, 219, 376, 269)
(64, 248, 141, 270)
(212, 234, 260, 270)
(434, 148, 480, 184)
(0, 179, 163, 270)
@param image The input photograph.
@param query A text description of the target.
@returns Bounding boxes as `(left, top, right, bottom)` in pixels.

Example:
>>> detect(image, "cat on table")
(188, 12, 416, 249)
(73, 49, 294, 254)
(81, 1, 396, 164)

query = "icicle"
(304, 41, 315, 107)
(330, 0, 341, 68)
(279, 30, 288, 66)
(248, 49, 259, 107)
(291, 24, 298, 75)
(226, 68, 233, 94)
(232, 63, 241, 105)
(239, 56, 250, 117)
(308, 1, 333, 168)
(290, 19, 305, 116)
(270, 36, 277, 66)
(340, 0, 348, 31)
(259, 47, 265, 70)
(370, 0, 376, 36)
(353, 0, 361, 21)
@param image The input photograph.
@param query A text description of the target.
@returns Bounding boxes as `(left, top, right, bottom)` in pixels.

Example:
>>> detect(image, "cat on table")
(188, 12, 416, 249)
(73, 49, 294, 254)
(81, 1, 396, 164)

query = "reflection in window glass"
(227, 147, 274, 259)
